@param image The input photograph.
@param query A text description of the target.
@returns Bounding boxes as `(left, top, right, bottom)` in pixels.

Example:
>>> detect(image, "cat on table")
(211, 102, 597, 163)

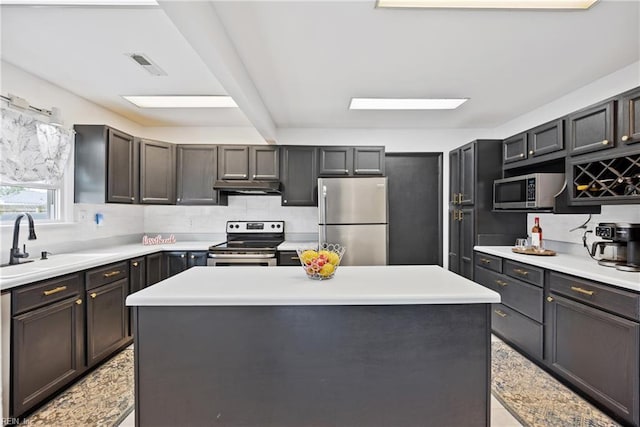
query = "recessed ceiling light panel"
(122, 95, 238, 108)
(349, 98, 468, 110)
(376, 0, 598, 9)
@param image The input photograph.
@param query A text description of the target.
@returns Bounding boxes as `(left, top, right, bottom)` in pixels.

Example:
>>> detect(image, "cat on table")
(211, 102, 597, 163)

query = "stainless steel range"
(207, 221, 285, 267)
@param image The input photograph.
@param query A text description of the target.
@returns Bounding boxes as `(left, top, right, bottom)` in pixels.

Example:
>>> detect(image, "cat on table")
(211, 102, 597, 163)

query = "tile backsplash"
(527, 205, 640, 249)
(144, 196, 318, 238)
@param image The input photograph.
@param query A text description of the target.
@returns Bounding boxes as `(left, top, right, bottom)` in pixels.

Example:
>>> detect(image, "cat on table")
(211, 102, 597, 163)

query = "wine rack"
(572, 153, 640, 201)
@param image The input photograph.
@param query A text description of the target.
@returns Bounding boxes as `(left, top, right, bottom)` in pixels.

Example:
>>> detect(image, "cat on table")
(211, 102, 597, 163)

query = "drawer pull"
(43, 286, 67, 296)
(90, 293, 97, 299)
(291, 256, 300, 260)
(621, 135, 630, 142)
(513, 268, 529, 276)
(571, 286, 595, 296)
(495, 280, 508, 287)
(546, 296, 554, 302)
(190, 255, 195, 259)
(480, 258, 491, 264)
(494, 309, 508, 318)
(103, 270, 121, 278)
(76, 299, 83, 305)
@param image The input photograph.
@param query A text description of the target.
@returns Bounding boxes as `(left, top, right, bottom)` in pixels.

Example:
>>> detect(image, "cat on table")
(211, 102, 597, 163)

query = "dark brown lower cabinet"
(12, 295, 84, 416)
(86, 278, 130, 368)
(129, 257, 146, 294)
(145, 252, 165, 285)
(546, 293, 639, 427)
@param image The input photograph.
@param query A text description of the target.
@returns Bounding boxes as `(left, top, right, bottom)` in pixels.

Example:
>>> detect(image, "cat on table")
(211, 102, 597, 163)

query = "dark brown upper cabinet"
(139, 139, 176, 204)
(620, 87, 640, 146)
(218, 145, 279, 181)
(74, 125, 138, 204)
(176, 145, 225, 205)
(528, 119, 564, 157)
(503, 121, 565, 167)
(503, 133, 528, 164)
(250, 146, 279, 180)
(568, 100, 616, 156)
(459, 142, 475, 205)
(318, 146, 385, 176)
(280, 146, 318, 206)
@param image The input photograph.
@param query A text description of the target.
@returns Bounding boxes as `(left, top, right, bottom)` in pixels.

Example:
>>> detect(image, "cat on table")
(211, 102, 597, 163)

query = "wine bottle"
(531, 217, 542, 249)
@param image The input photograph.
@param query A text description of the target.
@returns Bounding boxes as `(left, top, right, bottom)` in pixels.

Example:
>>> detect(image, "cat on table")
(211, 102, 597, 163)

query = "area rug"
(491, 340, 620, 427)
(25, 346, 134, 427)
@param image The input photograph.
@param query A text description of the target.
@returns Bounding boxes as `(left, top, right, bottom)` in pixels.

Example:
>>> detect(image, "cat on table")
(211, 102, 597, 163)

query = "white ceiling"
(0, 5, 253, 126)
(1, 1, 639, 134)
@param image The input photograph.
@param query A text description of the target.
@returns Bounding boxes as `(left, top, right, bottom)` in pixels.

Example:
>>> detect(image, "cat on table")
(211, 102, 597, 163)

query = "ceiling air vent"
(126, 53, 167, 76)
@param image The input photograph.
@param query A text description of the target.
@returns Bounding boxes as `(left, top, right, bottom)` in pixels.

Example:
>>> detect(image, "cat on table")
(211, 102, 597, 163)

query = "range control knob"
(271, 224, 275, 228)
(235, 224, 240, 229)
(277, 224, 281, 228)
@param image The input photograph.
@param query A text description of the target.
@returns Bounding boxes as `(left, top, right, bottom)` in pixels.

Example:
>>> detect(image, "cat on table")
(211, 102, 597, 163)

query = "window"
(0, 185, 58, 223)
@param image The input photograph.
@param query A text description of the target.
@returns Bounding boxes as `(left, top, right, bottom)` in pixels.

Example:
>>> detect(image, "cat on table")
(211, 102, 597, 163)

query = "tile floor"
(117, 335, 523, 427)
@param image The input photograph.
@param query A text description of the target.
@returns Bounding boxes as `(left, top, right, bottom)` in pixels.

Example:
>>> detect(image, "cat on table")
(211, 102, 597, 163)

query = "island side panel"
(135, 304, 491, 427)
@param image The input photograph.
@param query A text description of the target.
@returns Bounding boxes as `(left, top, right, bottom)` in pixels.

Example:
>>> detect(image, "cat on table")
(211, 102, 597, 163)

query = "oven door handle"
(208, 253, 275, 259)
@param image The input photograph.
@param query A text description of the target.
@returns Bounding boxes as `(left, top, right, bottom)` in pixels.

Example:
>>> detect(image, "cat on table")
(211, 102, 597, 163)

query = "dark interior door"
(386, 153, 443, 265)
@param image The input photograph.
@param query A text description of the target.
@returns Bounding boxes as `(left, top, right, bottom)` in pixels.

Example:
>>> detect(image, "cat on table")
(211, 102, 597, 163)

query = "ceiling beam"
(157, 0, 277, 143)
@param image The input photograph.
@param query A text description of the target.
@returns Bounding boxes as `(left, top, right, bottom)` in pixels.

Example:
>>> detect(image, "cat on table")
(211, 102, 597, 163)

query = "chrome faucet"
(9, 213, 37, 265)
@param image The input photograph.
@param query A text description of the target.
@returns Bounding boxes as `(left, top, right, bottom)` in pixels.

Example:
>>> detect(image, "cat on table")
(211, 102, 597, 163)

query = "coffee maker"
(594, 223, 640, 272)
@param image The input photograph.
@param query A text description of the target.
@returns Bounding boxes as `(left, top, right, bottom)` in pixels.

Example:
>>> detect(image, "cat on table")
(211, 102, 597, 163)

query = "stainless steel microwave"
(493, 173, 565, 210)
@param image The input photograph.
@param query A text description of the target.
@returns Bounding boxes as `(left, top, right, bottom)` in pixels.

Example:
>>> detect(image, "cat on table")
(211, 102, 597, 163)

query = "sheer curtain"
(0, 106, 73, 188)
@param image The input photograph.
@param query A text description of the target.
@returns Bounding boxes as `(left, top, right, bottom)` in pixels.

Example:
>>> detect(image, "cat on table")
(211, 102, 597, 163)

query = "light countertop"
(474, 246, 640, 292)
(126, 265, 501, 306)
(0, 241, 223, 291)
(277, 241, 319, 251)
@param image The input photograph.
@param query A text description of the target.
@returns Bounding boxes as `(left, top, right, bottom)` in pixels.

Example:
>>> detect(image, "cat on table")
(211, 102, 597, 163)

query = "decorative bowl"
(296, 243, 346, 280)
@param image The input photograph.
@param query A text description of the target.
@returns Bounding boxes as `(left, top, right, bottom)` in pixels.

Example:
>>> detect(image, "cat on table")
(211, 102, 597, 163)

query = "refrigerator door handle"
(321, 185, 328, 243)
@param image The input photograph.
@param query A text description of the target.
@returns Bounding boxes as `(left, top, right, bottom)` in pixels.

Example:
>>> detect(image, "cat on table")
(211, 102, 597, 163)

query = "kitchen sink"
(0, 253, 120, 279)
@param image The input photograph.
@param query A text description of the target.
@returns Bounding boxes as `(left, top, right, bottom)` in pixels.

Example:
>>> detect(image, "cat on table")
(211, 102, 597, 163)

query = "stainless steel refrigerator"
(318, 177, 388, 266)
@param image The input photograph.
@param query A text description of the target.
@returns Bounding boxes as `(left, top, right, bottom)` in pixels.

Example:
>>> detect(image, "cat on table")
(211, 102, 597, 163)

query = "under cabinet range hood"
(213, 180, 281, 195)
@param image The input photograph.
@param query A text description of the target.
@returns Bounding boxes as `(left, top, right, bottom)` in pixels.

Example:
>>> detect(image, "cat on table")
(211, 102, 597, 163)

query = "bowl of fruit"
(296, 243, 345, 280)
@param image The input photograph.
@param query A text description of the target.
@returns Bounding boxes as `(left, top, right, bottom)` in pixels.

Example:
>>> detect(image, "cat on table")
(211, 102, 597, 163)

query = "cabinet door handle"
(621, 135, 630, 142)
(458, 193, 463, 203)
(90, 293, 97, 299)
(494, 309, 508, 318)
(133, 262, 139, 267)
(190, 255, 195, 259)
(480, 258, 491, 264)
(43, 286, 67, 296)
(458, 210, 464, 221)
(529, 150, 534, 155)
(513, 268, 529, 276)
(131, 197, 135, 201)
(495, 280, 508, 287)
(546, 296, 554, 302)
(601, 139, 609, 145)
(76, 299, 83, 305)
(181, 254, 186, 258)
(103, 270, 121, 278)
(519, 153, 524, 158)
(570, 286, 595, 296)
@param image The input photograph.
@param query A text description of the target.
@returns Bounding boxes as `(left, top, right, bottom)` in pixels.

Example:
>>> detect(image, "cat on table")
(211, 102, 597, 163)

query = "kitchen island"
(127, 266, 500, 427)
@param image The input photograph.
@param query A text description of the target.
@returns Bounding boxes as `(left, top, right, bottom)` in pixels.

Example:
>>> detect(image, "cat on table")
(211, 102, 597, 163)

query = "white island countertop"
(126, 265, 500, 306)
(475, 246, 640, 292)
